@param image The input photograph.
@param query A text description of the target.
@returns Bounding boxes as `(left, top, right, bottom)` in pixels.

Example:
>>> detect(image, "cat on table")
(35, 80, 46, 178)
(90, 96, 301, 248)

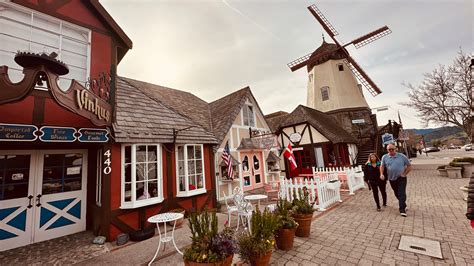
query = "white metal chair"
(233, 191, 253, 232)
(222, 191, 238, 227)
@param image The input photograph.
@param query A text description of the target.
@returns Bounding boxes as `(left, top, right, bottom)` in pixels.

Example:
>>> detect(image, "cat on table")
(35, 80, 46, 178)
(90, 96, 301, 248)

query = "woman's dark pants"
(369, 180, 387, 209)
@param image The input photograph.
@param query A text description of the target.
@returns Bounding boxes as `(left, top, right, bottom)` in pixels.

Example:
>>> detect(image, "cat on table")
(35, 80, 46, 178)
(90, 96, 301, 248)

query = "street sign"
(382, 133, 394, 145)
(352, 119, 365, 124)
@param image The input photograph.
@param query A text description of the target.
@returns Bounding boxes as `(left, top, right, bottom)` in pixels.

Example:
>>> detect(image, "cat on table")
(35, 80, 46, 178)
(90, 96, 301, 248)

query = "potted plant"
(452, 157, 474, 178)
(183, 209, 237, 266)
(274, 199, 298, 250)
(446, 163, 463, 179)
(291, 188, 316, 237)
(237, 208, 280, 266)
(168, 208, 186, 227)
(437, 165, 448, 177)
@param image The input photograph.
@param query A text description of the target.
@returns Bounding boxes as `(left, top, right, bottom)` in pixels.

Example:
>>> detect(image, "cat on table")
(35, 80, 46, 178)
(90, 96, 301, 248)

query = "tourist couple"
(363, 144, 412, 217)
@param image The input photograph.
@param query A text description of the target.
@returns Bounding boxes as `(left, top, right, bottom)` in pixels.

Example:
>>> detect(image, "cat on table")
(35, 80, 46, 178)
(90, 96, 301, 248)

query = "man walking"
(380, 144, 412, 217)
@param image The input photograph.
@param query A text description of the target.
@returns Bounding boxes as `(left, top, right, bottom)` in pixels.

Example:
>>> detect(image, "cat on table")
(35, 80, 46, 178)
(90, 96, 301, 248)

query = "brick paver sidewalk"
(269, 166, 474, 265)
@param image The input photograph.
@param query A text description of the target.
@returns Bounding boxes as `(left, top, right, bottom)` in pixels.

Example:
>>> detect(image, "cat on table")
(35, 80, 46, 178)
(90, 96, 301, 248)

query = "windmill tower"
(287, 4, 391, 160)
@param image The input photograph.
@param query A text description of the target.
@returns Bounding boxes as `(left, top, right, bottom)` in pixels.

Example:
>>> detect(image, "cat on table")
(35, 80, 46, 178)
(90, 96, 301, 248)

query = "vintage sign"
(75, 89, 111, 123)
(398, 129, 409, 141)
(289, 132, 302, 143)
(0, 123, 38, 141)
(85, 72, 111, 102)
(39, 126, 76, 142)
(351, 119, 365, 124)
(382, 133, 395, 145)
(78, 128, 109, 143)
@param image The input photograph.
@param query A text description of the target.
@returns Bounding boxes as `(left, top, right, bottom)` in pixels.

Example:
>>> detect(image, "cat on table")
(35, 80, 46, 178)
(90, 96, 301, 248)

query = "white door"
(0, 152, 36, 251)
(33, 151, 87, 243)
(0, 150, 87, 250)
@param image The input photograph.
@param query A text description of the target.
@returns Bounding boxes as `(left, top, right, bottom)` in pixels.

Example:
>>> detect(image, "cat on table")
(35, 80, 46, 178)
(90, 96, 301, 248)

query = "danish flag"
(283, 143, 297, 170)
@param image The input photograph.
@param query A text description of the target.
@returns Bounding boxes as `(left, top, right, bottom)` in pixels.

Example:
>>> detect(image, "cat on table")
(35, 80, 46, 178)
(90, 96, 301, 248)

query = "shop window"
(253, 155, 260, 170)
(243, 104, 255, 127)
(242, 156, 249, 172)
(176, 144, 206, 197)
(42, 153, 83, 195)
(0, 2, 91, 89)
(121, 144, 163, 209)
(0, 154, 31, 200)
(321, 86, 330, 101)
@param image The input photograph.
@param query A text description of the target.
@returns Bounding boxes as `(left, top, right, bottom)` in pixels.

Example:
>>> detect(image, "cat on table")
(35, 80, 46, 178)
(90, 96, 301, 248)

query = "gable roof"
(116, 77, 269, 146)
(113, 77, 217, 144)
(277, 105, 357, 144)
(208, 87, 250, 145)
(265, 111, 289, 132)
(121, 77, 212, 131)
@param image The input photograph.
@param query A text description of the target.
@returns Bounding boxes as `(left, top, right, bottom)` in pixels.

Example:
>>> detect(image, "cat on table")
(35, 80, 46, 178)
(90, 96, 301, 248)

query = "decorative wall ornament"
(0, 51, 112, 126)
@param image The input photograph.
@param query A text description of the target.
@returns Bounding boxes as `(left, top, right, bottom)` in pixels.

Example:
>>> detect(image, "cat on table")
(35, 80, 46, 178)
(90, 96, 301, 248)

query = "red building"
(0, 0, 217, 251)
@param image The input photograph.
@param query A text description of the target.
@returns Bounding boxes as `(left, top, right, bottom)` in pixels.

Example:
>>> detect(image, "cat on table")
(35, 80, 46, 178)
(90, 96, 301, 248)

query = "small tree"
(402, 49, 473, 142)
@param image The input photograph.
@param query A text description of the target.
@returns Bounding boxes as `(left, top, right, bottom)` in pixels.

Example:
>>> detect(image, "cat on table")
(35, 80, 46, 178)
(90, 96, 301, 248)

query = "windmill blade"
(343, 56, 382, 96)
(307, 4, 341, 46)
(345, 26, 392, 49)
(287, 52, 312, 72)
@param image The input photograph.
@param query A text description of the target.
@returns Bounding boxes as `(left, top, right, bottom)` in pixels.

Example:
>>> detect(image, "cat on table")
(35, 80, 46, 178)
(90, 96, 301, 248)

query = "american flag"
(221, 141, 233, 180)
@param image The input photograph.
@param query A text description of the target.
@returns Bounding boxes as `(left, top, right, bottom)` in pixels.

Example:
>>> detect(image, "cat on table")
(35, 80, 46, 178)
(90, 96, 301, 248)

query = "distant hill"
(405, 126, 468, 146)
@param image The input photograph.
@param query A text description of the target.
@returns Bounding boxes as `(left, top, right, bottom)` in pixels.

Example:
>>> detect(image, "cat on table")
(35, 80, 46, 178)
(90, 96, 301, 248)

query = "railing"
(279, 170, 342, 211)
(313, 166, 365, 195)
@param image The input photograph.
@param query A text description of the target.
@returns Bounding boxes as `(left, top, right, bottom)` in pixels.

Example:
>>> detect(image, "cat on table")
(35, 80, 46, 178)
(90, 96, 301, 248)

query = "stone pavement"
(1, 160, 472, 265)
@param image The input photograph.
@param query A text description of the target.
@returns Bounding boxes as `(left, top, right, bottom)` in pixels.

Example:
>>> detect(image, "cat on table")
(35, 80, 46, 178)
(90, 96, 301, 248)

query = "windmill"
(288, 4, 391, 97)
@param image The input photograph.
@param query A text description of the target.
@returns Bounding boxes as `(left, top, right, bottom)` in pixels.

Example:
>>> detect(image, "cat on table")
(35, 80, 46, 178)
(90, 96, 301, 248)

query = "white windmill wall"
(307, 58, 369, 112)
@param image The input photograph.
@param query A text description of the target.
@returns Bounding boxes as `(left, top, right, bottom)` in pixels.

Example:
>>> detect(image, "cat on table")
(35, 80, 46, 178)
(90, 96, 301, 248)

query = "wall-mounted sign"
(0, 123, 38, 141)
(39, 126, 76, 142)
(78, 128, 109, 143)
(289, 132, 302, 143)
(352, 119, 365, 124)
(75, 89, 111, 124)
(382, 133, 394, 145)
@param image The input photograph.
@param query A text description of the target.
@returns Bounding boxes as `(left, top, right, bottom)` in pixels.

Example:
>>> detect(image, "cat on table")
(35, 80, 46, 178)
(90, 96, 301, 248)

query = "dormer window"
(243, 104, 255, 127)
(321, 86, 330, 101)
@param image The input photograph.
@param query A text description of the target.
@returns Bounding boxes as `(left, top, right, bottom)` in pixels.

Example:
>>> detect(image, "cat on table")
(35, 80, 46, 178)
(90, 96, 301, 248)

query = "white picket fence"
(279, 170, 342, 211)
(313, 165, 365, 195)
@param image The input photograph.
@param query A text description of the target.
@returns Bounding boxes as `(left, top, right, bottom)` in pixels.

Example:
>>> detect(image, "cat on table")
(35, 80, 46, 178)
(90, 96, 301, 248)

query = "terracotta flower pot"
(184, 254, 233, 266)
(292, 213, 313, 237)
(275, 228, 296, 250)
(250, 251, 272, 266)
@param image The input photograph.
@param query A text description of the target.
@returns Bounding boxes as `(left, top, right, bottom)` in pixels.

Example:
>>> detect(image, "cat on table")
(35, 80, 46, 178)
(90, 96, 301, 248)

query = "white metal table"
(147, 212, 184, 266)
(244, 194, 268, 209)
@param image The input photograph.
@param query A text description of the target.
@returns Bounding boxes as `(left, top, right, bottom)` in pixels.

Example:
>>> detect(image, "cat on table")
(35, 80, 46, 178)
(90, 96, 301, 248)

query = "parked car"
(422, 147, 440, 153)
(464, 144, 472, 151)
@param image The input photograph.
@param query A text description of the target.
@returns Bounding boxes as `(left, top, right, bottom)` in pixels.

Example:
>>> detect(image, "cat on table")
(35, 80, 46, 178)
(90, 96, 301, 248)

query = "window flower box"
(326, 180, 341, 190)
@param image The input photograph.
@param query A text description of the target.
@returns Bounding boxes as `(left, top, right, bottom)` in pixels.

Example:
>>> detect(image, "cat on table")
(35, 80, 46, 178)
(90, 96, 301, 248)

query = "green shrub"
(237, 208, 280, 263)
(274, 199, 298, 230)
(291, 188, 317, 215)
(452, 157, 474, 164)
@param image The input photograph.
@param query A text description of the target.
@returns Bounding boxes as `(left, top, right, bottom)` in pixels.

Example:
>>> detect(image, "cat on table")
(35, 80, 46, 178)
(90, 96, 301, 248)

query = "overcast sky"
(101, 0, 472, 129)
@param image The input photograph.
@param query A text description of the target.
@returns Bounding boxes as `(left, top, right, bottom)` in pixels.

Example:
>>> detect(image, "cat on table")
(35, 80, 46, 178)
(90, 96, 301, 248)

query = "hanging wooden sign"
(0, 123, 38, 141)
(78, 128, 109, 143)
(39, 126, 77, 142)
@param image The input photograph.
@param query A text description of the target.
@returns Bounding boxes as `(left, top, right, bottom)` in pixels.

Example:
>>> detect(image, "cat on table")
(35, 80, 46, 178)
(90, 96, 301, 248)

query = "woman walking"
(364, 153, 387, 211)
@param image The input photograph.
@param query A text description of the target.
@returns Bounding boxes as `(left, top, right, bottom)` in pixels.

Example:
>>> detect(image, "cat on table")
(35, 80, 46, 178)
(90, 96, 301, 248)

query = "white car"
(464, 144, 472, 151)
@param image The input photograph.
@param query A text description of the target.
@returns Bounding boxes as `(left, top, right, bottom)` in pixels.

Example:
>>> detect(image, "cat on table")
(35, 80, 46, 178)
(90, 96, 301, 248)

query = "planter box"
(326, 180, 341, 190)
(446, 167, 462, 179)
(455, 162, 473, 178)
(438, 169, 447, 177)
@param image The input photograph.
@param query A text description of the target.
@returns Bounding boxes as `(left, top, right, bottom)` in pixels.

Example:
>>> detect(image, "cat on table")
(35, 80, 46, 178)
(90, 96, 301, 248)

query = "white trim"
(120, 144, 164, 209)
(175, 144, 206, 197)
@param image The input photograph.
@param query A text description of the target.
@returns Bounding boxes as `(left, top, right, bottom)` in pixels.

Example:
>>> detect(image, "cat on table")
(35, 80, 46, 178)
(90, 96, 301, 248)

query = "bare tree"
(402, 49, 473, 142)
